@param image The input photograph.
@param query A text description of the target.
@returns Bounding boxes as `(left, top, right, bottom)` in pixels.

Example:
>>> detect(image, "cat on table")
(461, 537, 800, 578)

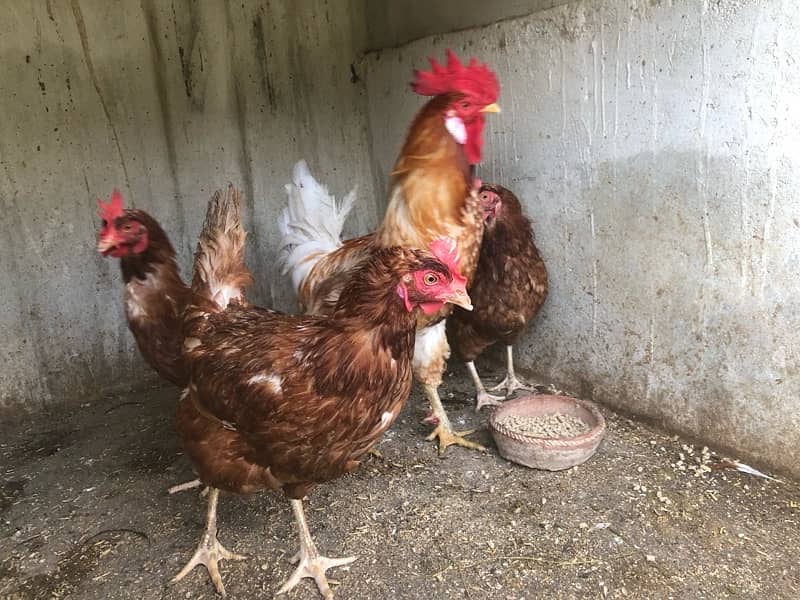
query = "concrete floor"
(1, 368, 799, 600)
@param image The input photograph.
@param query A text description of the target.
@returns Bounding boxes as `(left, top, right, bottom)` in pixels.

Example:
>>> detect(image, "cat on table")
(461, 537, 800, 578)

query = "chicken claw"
(171, 488, 245, 597)
(425, 423, 485, 454)
(277, 499, 356, 599)
(488, 346, 539, 397)
(278, 553, 356, 599)
(488, 373, 536, 396)
(465, 361, 504, 411)
(475, 390, 505, 411)
(168, 478, 204, 494)
(421, 383, 486, 454)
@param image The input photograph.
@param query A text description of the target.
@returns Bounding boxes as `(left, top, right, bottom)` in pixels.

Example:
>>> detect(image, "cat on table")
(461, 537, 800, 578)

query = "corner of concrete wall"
(360, 0, 800, 477)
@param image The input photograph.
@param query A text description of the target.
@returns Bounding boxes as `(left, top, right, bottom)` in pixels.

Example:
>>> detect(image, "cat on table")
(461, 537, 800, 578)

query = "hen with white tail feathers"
(277, 160, 357, 298)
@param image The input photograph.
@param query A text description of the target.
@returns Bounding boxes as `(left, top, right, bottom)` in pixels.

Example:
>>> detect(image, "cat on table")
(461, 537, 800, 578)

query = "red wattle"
(420, 301, 444, 315)
(465, 116, 485, 165)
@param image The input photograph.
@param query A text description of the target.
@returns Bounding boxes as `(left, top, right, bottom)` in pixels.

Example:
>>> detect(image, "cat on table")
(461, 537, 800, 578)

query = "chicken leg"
(423, 383, 485, 453)
(171, 487, 245, 597)
(489, 345, 538, 397)
(465, 361, 504, 411)
(414, 321, 484, 454)
(277, 498, 356, 599)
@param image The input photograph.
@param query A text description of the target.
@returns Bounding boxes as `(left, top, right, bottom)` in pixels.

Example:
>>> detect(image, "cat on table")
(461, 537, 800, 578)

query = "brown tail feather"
(190, 184, 252, 315)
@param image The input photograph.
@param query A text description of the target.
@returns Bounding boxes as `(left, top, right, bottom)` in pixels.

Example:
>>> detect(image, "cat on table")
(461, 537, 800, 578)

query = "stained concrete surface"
(364, 1, 573, 50)
(0, 0, 377, 413)
(1, 368, 799, 600)
(361, 0, 800, 477)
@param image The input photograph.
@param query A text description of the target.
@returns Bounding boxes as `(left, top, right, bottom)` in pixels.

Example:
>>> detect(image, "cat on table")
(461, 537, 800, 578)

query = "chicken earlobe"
(276, 499, 356, 600)
(488, 345, 539, 397)
(170, 488, 245, 597)
(465, 361, 504, 411)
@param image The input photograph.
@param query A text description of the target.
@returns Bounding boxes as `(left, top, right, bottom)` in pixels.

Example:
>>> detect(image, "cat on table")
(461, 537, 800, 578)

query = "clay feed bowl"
(488, 395, 606, 471)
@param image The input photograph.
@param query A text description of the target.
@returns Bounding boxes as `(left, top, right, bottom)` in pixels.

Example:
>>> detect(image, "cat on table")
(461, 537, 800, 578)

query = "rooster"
(173, 186, 471, 598)
(448, 184, 548, 410)
(278, 50, 500, 453)
(96, 190, 190, 387)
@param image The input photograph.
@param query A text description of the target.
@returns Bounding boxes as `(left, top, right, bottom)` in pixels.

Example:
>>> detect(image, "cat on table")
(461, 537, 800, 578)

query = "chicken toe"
(425, 423, 485, 454)
(171, 488, 245, 597)
(277, 499, 356, 599)
(465, 361, 504, 411)
(475, 390, 505, 411)
(488, 373, 537, 396)
(278, 553, 356, 599)
(168, 478, 204, 494)
(488, 346, 539, 397)
(422, 383, 486, 454)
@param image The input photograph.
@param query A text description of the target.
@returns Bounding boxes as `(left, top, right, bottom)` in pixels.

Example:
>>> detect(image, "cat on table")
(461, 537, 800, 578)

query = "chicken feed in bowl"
(493, 412, 590, 439)
(489, 395, 606, 470)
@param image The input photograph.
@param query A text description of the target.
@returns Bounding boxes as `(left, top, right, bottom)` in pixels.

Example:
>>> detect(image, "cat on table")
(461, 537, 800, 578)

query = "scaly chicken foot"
(171, 488, 245, 597)
(488, 345, 539, 397)
(465, 361, 504, 411)
(277, 499, 356, 600)
(422, 383, 485, 454)
(488, 373, 534, 396)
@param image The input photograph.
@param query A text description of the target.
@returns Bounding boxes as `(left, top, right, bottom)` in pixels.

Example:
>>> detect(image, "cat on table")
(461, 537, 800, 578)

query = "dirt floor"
(2, 366, 799, 600)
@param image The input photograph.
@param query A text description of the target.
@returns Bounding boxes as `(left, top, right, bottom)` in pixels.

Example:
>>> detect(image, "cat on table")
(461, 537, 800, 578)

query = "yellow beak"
(447, 288, 473, 311)
(480, 103, 501, 114)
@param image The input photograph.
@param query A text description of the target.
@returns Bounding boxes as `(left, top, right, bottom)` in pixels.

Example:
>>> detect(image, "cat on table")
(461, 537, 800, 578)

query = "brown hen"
(448, 184, 548, 410)
(174, 186, 471, 598)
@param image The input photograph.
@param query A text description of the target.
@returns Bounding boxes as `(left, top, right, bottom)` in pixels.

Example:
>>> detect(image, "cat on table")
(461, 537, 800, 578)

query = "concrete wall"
(0, 0, 377, 413)
(364, 0, 572, 50)
(361, 0, 800, 476)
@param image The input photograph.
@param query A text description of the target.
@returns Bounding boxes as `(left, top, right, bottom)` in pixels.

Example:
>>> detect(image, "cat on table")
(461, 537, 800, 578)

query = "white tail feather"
(277, 160, 356, 296)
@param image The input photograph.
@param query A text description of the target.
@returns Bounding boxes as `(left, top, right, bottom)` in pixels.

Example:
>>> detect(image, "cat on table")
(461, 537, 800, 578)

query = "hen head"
(478, 184, 521, 227)
(412, 49, 500, 165)
(396, 239, 472, 315)
(96, 190, 149, 258)
(478, 186, 502, 223)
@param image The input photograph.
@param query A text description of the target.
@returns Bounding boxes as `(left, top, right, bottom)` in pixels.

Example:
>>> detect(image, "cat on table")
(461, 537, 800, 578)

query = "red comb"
(97, 189, 125, 221)
(412, 49, 499, 106)
(429, 238, 466, 287)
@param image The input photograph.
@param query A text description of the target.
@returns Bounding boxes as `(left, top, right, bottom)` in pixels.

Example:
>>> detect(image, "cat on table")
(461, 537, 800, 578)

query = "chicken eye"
(460, 101, 470, 109)
(424, 273, 439, 285)
(123, 223, 132, 232)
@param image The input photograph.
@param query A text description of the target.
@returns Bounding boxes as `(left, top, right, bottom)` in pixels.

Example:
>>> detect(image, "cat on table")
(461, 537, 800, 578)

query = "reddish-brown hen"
(97, 191, 190, 387)
(448, 184, 548, 410)
(279, 50, 500, 453)
(174, 187, 471, 598)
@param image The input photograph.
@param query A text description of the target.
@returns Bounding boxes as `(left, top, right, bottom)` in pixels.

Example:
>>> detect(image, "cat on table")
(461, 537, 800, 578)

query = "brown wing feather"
(299, 234, 375, 315)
